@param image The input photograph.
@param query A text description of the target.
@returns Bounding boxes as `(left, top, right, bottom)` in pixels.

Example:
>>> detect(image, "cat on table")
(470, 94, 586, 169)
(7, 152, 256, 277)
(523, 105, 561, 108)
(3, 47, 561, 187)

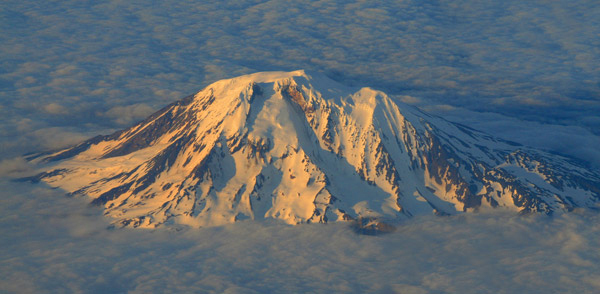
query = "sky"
(1, 0, 600, 293)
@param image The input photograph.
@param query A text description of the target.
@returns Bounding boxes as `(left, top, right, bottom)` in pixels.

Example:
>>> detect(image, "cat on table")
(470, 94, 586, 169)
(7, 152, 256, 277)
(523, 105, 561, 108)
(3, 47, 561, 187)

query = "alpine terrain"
(26, 70, 600, 228)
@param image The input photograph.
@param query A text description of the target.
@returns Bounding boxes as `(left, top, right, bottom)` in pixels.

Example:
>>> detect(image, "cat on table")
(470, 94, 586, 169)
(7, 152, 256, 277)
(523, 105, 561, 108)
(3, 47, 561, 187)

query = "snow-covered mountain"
(26, 70, 600, 228)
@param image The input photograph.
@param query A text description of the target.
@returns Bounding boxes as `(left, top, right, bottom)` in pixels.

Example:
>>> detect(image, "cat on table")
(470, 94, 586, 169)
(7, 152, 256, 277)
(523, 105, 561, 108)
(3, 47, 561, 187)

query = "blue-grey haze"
(1, 0, 599, 162)
(1, 1, 600, 293)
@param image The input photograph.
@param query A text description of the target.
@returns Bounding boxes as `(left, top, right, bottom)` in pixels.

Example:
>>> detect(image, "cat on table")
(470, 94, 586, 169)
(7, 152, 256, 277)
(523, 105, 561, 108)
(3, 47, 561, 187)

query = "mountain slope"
(27, 70, 600, 228)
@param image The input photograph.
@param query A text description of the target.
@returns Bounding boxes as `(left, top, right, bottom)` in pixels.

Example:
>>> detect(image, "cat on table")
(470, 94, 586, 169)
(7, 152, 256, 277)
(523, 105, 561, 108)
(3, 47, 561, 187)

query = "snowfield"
(28, 70, 600, 228)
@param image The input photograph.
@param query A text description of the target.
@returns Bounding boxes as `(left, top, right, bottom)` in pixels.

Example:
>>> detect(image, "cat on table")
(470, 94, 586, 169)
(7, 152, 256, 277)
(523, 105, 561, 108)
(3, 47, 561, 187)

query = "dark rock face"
(102, 95, 197, 159)
(351, 217, 397, 235)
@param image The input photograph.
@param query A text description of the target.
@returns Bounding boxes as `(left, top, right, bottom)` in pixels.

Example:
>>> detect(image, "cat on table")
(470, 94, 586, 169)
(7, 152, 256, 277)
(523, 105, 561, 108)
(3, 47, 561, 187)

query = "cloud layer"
(1, 180, 600, 293)
(1, 1, 600, 293)
(1, 0, 599, 160)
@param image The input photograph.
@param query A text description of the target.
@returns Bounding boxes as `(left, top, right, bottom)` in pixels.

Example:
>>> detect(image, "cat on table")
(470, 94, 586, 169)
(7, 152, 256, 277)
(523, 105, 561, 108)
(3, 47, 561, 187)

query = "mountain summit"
(28, 70, 600, 228)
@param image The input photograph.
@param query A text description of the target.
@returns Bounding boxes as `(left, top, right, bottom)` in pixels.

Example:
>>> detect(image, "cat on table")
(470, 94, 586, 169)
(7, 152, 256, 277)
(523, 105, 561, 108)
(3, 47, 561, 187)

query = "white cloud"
(1, 0, 598, 140)
(1, 180, 600, 293)
(0, 125, 96, 161)
(0, 157, 33, 177)
(396, 95, 421, 104)
(103, 103, 155, 126)
(28, 127, 90, 150)
(42, 103, 68, 115)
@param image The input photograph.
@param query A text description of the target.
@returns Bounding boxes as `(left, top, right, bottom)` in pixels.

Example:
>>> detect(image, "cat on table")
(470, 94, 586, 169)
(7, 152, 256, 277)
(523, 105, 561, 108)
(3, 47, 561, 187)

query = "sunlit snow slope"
(27, 70, 600, 228)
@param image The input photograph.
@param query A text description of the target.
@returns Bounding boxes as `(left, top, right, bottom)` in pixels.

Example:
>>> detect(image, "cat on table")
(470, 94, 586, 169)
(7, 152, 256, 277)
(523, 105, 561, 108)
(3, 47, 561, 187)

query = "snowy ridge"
(28, 70, 600, 228)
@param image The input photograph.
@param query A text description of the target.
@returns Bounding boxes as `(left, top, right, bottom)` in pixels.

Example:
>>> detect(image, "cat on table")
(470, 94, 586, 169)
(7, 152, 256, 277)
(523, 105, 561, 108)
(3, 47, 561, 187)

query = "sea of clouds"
(2, 180, 600, 293)
(1, 0, 600, 292)
(1, 0, 599, 161)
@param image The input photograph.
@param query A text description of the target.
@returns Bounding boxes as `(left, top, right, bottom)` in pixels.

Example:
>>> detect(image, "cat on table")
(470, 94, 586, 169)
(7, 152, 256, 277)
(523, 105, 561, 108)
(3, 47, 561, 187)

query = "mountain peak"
(223, 69, 309, 83)
(201, 69, 314, 101)
(27, 71, 600, 228)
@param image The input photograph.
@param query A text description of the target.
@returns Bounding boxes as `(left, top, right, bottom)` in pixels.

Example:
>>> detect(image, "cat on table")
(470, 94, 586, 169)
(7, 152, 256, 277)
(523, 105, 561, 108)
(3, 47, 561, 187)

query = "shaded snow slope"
(27, 70, 600, 228)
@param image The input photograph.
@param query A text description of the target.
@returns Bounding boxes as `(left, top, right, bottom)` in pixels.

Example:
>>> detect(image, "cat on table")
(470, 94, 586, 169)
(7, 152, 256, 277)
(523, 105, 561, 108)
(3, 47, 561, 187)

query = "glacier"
(25, 70, 600, 228)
